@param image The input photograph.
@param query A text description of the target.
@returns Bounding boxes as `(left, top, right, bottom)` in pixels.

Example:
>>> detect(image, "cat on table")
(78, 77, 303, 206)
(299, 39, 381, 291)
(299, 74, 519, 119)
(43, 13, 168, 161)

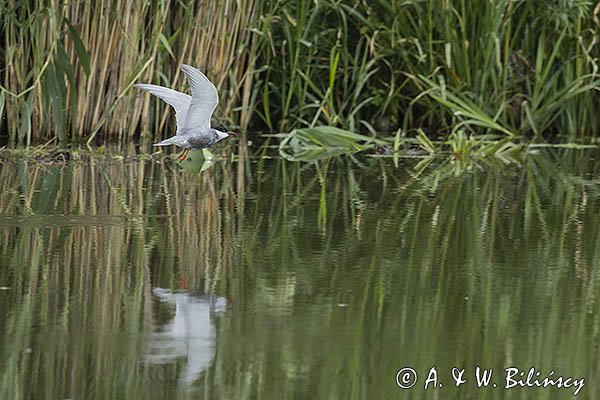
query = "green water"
(0, 149, 599, 399)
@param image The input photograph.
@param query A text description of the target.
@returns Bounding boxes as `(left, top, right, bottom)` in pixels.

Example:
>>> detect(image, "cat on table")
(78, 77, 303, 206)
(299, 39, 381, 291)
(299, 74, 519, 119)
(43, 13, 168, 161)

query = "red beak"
(227, 131, 238, 137)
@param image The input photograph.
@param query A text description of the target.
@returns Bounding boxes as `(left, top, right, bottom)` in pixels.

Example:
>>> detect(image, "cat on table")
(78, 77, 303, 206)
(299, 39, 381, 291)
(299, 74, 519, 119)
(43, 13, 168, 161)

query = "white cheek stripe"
(216, 131, 229, 141)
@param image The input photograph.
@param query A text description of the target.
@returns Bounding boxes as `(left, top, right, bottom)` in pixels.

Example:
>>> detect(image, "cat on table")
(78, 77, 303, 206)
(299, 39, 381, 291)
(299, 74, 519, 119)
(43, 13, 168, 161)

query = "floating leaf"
(279, 126, 386, 161)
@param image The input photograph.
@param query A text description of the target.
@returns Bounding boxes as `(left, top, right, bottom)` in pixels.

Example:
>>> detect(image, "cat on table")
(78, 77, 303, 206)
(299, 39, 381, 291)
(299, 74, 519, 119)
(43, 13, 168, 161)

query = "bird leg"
(177, 148, 190, 162)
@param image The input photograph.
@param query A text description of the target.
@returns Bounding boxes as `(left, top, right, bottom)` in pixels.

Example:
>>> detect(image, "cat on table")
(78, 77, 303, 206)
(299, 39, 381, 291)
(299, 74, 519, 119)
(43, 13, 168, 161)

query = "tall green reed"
(383, 0, 600, 140)
(251, 0, 383, 133)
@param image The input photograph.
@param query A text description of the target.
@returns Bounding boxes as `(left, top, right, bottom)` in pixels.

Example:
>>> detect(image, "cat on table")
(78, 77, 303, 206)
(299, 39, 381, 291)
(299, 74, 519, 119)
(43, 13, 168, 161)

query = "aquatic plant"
(277, 126, 386, 161)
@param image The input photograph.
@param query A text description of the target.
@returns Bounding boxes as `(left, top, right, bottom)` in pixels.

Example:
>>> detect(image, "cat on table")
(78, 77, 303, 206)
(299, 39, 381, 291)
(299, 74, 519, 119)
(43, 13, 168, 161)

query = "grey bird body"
(154, 128, 226, 150)
(135, 64, 235, 160)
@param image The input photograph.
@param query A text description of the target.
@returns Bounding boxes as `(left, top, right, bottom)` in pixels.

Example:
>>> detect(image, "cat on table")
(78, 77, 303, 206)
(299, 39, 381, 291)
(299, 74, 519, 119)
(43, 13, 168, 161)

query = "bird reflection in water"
(143, 287, 226, 385)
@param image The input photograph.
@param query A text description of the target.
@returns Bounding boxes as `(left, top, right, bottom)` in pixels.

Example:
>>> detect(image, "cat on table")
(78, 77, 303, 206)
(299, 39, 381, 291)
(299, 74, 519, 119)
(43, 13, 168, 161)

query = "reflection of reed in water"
(144, 288, 226, 386)
(1, 149, 600, 399)
(0, 150, 238, 399)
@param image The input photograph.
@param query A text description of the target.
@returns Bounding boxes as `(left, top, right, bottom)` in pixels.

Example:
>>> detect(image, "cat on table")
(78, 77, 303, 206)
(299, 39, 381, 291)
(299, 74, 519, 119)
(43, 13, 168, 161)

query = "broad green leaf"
(68, 25, 90, 75)
(279, 125, 386, 161)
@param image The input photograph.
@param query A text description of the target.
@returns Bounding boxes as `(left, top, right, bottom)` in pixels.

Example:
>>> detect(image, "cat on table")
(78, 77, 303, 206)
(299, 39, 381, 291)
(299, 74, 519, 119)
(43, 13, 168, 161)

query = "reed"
(1, 0, 599, 147)
(0, 0, 259, 146)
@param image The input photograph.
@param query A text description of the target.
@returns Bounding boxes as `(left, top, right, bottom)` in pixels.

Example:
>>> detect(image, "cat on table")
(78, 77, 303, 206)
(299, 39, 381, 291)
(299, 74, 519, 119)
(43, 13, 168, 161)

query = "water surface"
(0, 149, 599, 399)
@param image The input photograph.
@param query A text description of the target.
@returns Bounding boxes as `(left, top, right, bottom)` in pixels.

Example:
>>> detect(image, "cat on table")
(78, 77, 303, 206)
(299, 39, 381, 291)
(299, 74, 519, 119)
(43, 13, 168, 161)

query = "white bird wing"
(180, 64, 219, 131)
(134, 84, 191, 134)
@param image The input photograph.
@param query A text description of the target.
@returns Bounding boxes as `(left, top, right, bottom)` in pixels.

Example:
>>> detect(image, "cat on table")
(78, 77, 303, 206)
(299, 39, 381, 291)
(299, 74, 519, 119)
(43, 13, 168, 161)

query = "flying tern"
(135, 64, 236, 161)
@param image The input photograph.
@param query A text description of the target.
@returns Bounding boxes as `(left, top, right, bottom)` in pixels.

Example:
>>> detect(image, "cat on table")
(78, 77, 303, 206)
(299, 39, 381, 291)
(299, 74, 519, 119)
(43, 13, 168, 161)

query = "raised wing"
(180, 64, 219, 131)
(134, 84, 191, 134)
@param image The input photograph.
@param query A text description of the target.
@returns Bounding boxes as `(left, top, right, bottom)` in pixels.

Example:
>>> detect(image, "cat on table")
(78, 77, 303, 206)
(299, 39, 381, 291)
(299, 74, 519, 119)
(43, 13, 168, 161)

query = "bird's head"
(214, 125, 237, 140)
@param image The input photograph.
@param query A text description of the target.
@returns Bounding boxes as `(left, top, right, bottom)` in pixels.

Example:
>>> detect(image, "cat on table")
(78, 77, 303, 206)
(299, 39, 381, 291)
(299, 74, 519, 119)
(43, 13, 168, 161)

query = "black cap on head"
(214, 125, 228, 133)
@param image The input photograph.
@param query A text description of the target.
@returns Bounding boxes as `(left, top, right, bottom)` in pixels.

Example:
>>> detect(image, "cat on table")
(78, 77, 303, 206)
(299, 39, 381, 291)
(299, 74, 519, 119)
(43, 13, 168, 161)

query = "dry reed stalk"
(1, 0, 260, 146)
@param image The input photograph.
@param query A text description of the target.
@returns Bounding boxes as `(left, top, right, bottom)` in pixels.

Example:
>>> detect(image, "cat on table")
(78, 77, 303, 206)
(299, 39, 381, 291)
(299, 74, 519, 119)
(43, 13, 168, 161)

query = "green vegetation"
(1, 0, 599, 149)
(277, 126, 386, 161)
